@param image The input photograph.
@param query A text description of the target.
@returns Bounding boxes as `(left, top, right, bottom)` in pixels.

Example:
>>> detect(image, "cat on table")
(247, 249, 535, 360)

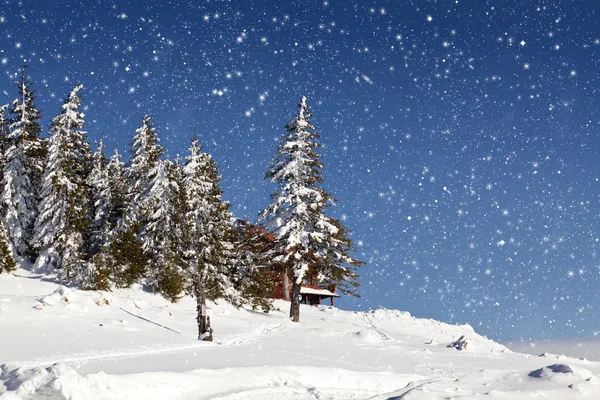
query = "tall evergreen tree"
(92, 148, 129, 244)
(85, 143, 133, 292)
(0, 103, 9, 139)
(141, 159, 190, 302)
(2, 68, 44, 260)
(89, 115, 164, 289)
(96, 148, 147, 288)
(236, 220, 275, 313)
(100, 115, 166, 289)
(0, 105, 16, 273)
(32, 85, 94, 287)
(0, 104, 10, 193)
(87, 137, 109, 256)
(259, 96, 361, 322)
(127, 115, 164, 224)
(104, 149, 129, 233)
(0, 104, 9, 219)
(183, 136, 239, 340)
(100, 115, 166, 288)
(11, 67, 46, 186)
(0, 221, 17, 274)
(2, 144, 34, 259)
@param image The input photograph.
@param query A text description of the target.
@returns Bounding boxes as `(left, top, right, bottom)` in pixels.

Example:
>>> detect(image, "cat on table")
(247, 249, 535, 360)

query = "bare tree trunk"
(194, 273, 213, 341)
(290, 281, 301, 322)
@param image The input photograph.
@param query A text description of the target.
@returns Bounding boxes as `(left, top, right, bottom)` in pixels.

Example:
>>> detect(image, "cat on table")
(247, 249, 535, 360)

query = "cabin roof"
(300, 286, 340, 297)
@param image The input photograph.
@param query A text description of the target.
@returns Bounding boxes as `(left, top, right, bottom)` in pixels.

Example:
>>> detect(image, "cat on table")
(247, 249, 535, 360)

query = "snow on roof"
(300, 286, 340, 297)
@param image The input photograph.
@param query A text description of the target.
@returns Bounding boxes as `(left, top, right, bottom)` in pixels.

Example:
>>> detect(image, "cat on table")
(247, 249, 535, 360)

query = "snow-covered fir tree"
(183, 136, 239, 339)
(183, 137, 234, 298)
(88, 147, 146, 289)
(2, 144, 35, 259)
(0, 104, 9, 137)
(127, 115, 164, 223)
(98, 115, 167, 290)
(0, 104, 10, 212)
(259, 96, 361, 322)
(88, 146, 127, 254)
(0, 103, 10, 156)
(236, 220, 276, 313)
(32, 85, 95, 287)
(2, 69, 44, 260)
(10, 68, 47, 190)
(104, 149, 129, 233)
(87, 138, 109, 257)
(0, 104, 15, 273)
(141, 159, 190, 302)
(0, 220, 17, 274)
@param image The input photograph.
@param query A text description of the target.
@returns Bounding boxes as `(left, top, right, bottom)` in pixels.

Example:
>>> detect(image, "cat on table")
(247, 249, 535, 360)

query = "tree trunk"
(194, 273, 213, 341)
(282, 268, 290, 299)
(290, 281, 301, 322)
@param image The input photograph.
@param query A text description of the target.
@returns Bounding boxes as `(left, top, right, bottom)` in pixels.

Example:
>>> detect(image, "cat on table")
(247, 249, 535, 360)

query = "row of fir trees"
(0, 69, 361, 335)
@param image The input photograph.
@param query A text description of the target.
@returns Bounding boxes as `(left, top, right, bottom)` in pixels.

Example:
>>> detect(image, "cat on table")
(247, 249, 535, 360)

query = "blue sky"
(1, 0, 599, 342)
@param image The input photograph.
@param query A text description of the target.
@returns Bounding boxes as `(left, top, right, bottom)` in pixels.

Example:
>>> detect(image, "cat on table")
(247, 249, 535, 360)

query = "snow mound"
(528, 359, 599, 399)
(0, 363, 93, 400)
(359, 308, 508, 353)
(527, 362, 597, 382)
(94, 293, 115, 307)
(0, 363, 423, 400)
(538, 352, 575, 361)
(529, 363, 574, 377)
(38, 286, 74, 306)
(351, 329, 388, 345)
(365, 308, 412, 320)
(35, 286, 92, 313)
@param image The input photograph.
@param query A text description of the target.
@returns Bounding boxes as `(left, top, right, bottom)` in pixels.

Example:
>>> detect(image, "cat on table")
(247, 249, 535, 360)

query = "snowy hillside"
(1, 271, 600, 399)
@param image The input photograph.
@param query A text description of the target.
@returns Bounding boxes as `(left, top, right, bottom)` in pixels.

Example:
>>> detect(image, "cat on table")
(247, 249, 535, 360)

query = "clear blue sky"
(1, 0, 599, 342)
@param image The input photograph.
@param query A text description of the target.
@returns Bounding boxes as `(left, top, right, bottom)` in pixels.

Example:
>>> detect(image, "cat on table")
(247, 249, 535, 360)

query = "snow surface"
(2, 270, 600, 399)
(507, 340, 600, 362)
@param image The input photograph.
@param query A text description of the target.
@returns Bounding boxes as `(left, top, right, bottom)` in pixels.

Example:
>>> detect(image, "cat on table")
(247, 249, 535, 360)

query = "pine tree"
(259, 96, 362, 322)
(0, 104, 10, 188)
(94, 115, 164, 289)
(99, 224, 147, 289)
(11, 67, 46, 186)
(127, 115, 164, 224)
(32, 85, 94, 287)
(183, 136, 239, 339)
(2, 68, 44, 260)
(200, 155, 239, 302)
(103, 115, 166, 288)
(0, 103, 10, 139)
(141, 159, 190, 302)
(236, 221, 275, 313)
(87, 138, 109, 257)
(0, 105, 16, 273)
(184, 137, 230, 298)
(2, 144, 35, 259)
(0, 221, 17, 274)
(105, 149, 129, 232)
(162, 159, 192, 300)
(87, 146, 147, 290)
(101, 149, 147, 288)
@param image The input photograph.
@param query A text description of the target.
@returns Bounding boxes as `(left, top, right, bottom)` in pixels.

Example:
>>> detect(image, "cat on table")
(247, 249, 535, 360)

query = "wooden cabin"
(236, 219, 340, 306)
(271, 272, 340, 306)
(299, 284, 340, 306)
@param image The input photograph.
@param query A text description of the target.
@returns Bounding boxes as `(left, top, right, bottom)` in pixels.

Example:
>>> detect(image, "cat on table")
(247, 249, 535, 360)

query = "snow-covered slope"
(1, 270, 599, 399)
